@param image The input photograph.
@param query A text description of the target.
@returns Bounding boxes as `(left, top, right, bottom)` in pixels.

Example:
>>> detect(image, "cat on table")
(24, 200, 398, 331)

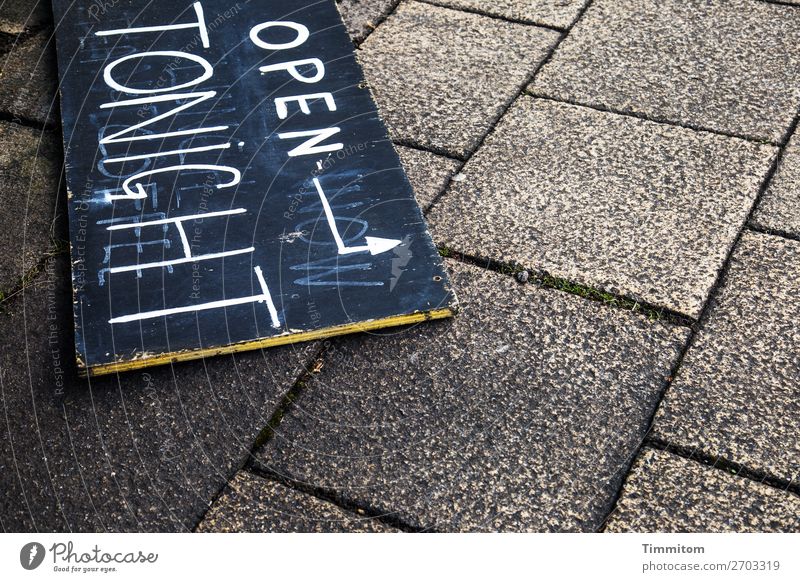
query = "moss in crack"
(249, 355, 325, 454)
(436, 246, 690, 325)
(539, 273, 662, 321)
(0, 239, 69, 310)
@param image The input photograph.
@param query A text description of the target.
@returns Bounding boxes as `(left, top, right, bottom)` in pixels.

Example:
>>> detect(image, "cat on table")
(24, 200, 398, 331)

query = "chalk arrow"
(313, 178, 403, 256)
(365, 236, 402, 255)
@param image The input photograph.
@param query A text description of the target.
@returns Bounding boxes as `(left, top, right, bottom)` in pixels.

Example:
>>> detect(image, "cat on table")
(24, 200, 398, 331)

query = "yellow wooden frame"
(83, 307, 456, 376)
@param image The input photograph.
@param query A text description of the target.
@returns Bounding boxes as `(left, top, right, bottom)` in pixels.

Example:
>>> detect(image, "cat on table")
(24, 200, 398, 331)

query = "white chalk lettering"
(96, 2, 210, 49)
(108, 266, 281, 328)
(103, 142, 230, 164)
(109, 164, 241, 201)
(104, 51, 213, 94)
(259, 58, 325, 83)
(275, 92, 336, 119)
(278, 127, 342, 157)
(249, 21, 309, 50)
(105, 208, 247, 230)
(99, 91, 227, 144)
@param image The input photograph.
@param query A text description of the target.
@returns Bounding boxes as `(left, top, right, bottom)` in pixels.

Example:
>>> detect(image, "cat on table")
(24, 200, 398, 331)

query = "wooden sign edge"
(80, 305, 457, 377)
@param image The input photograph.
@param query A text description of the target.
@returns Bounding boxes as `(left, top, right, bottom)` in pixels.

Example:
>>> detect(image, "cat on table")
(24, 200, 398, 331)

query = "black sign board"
(52, 0, 456, 375)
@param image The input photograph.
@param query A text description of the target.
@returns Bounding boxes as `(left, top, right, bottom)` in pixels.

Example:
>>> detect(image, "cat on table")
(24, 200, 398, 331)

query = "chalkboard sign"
(52, 0, 456, 375)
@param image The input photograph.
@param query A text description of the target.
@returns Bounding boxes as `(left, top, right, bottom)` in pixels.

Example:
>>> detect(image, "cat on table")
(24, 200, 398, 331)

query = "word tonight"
(50, 541, 158, 564)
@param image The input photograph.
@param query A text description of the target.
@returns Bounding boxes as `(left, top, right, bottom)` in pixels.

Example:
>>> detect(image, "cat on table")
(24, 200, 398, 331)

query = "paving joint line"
(0, 25, 59, 135)
(0, 110, 53, 132)
(597, 103, 800, 529)
(190, 344, 329, 532)
(757, 0, 800, 9)
(0, 241, 68, 310)
(389, 136, 467, 162)
(246, 463, 429, 533)
(747, 223, 800, 244)
(645, 438, 800, 499)
(414, 0, 567, 32)
(439, 246, 694, 326)
(595, 334, 697, 532)
(392, 138, 466, 164)
(352, 0, 403, 48)
(525, 92, 781, 147)
(424, 14, 586, 212)
(247, 348, 328, 456)
(0, 24, 51, 49)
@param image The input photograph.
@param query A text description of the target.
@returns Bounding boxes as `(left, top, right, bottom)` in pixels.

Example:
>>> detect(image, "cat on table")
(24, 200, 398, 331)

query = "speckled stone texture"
(358, 1, 559, 158)
(0, 0, 51, 34)
(531, 0, 800, 143)
(0, 29, 58, 125)
(752, 133, 800, 238)
(396, 145, 460, 210)
(605, 449, 800, 532)
(197, 472, 396, 532)
(0, 254, 319, 531)
(255, 260, 688, 532)
(422, 0, 588, 29)
(653, 231, 800, 483)
(0, 122, 61, 291)
(427, 98, 775, 318)
(336, 0, 398, 43)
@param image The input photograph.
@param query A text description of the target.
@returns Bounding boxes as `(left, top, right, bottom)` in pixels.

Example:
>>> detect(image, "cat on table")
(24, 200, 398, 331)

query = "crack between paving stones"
(351, 0, 403, 48)
(524, 93, 781, 147)
(757, 0, 800, 9)
(644, 439, 800, 499)
(391, 136, 468, 162)
(190, 344, 329, 532)
(424, 2, 599, 213)
(247, 347, 327, 456)
(392, 137, 466, 163)
(595, 331, 696, 532)
(0, 110, 54, 132)
(414, 0, 568, 32)
(597, 104, 800, 531)
(438, 246, 693, 326)
(746, 223, 800, 244)
(202, 338, 428, 534)
(246, 463, 429, 533)
(0, 26, 59, 133)
(457, 32, 570, 161)
(0, 240, 68, 310)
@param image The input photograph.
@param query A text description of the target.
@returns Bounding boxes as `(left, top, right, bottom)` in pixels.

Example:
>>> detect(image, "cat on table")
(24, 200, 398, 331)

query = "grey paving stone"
(358, 1, 559, 158)
(396, 145, 460, 210)
(0, 0, 51, 34)
(652, 231, 800, 483)
(605, 448, 800, 532)
(197, 471, 396, 532)
(0, 121, 60, 293)
(531, 0, 800, 143)
(255, 259, 688, 532)
(0, 254, 319, 531)
(752, 133, 800, 238)
(428, 98, 775, 318)
(422, 0, 588, 29)
(0, 29, 58, 125)
(336, 0, 398, 43)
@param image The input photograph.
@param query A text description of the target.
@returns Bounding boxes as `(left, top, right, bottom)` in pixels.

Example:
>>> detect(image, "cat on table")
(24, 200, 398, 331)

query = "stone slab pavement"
(1, 0, 799, 532)
(752, 132, 800, 239)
